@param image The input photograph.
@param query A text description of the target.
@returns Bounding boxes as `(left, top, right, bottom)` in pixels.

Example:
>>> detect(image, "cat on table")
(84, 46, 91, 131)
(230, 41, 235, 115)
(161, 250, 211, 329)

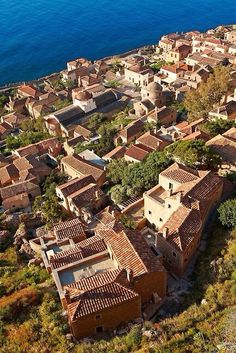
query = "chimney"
(163, 227, 168, 239)
(177, 191, 182, 203)
(126, 269, 133, 283)
(111, 210, 115, 218)
(64, 289, 71, 304)
(95, 190, 99, 199)
(167, 189, 172, 197)
(120, 123, 124, 130)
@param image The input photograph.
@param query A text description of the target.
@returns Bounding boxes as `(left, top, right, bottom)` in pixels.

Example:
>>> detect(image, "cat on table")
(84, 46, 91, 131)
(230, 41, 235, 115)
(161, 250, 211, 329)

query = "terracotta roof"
(0, 164, 19, 186)
(0, 179, 40, 200)
(95, 206, 120, 227)
(119, 119, 144, 140)
(127, 64, 153, 75)
(160, 162, 200, 183)
(56, 175, 95, 198)
(136, 131, 169, 151)
(65, 269, 139, 320)
(15, 137, 61, 157)
(74, 125, 92, 138)
(68, 183, 104, 209)
(61, 154, 105, 183)
(159, 206, 202, 251)
(2, 112, 27, 126)
(125, 143, 151, 162)
(182, 130, 210, 142)
(103, 145, 127, 160)
(96, 227, 164, 278)
(50, 234, 107, 269)
(54, 218, 86, 242)
(18, 85, 39, 98)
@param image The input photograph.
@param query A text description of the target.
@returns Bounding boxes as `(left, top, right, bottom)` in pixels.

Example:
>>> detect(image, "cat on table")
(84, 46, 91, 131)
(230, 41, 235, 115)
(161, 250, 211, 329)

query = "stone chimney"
(167, 189, 172, 197)
(64, 289, 71, 304)
(126, 269, 133, 283)
(163, 227, 168, 239)
(177, 191, 182, 203)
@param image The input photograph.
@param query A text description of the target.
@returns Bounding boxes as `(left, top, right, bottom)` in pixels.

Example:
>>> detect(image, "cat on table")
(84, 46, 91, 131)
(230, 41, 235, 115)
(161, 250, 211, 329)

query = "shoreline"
(0, 46, 145, 92)
(1, 23, 236, 92)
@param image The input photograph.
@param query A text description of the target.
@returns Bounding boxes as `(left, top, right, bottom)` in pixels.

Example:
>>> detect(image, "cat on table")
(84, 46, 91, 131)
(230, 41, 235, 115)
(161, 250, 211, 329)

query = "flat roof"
(58, 255, 115, 287)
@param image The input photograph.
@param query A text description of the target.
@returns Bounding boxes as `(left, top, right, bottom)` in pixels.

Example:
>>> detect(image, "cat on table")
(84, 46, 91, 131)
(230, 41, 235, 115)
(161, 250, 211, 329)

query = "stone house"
(165, 44, 191, 64)
(1, 179, 41, 212)
(61, 154, 106, 186)
(143, 163, 223, 276)
(114, 119, 145, 146)
(136, 131, 170, 151)
(124, 144, 152, 163)
(56, 175, 96, 212)
(147, 106, 177, 127)
(124, 64, 154, 87)
(208, 100, 236, 121)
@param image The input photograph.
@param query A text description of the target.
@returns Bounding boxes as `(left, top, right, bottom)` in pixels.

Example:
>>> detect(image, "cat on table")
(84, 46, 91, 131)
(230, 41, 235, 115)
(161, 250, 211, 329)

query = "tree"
(107, 159, 129, 184)
(184, 65, 231, 122)
(120, 215, 136, 230)
(88, 113, 105, 130)
(166, 139, 221, 169)
(218, 199, 236, 229)
(200, 118, 235, 137)
(109, 185, 127, 204)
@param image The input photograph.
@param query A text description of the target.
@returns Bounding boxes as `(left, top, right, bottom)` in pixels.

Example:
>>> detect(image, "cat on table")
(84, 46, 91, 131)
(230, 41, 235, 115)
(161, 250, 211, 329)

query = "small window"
(173, 252, 176, 257)
(168, 204, 171, 209)
(168, 260, 172, 264)
(148, 210, 152, 215)
(96, 326, 104, 333)
(169, 183, 173, 190)
(159, 218, 163, 222)
(95, 314, 102, 320)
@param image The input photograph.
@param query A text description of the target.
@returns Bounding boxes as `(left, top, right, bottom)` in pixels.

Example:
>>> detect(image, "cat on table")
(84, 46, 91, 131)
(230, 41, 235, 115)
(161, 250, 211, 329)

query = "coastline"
(1, 23, 236, 92)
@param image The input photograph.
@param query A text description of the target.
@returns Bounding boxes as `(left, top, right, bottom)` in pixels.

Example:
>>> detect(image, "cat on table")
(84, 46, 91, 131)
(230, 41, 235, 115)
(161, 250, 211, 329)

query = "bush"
(218, 199, 236, 229)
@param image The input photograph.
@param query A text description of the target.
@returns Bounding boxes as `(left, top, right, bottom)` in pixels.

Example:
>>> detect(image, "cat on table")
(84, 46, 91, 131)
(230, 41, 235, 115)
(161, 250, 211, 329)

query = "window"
(95, 314, 102, 320)
(173, 252, 176, 257)
(96, 326, 104, 333)
(148, 210, 152, 215)
(168, 204, 171, 209)
(159, 218, 163, 222)
(169, 182, 173, 190)
(168, 260, 172, 264)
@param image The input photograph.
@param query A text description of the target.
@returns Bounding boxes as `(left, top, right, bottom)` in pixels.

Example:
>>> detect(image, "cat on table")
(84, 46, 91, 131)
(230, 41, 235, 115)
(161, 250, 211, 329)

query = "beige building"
(61, 154, 106, 186)
(124, 64, 153, 87)
(143, 163, 223, 276)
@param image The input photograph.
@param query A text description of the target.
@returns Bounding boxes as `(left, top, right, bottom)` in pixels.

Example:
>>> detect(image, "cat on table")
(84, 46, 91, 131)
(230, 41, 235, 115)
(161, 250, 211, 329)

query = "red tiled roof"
(50, 234, 107, 269)
(18, 85, 39, 97)
(54, 218, 86, 242)
(103, 145, 127, 160)
(96, 227, 164, 278)
(160, 162, 200, 183)
(125, 144, 151, 162)
(159, 206, 202, 251)
(61, 154, 105, 183)
(136, 131, 169, 151)
(66, 269, 139, 320)
(68, 183, 104, 209)
(56, 175, 95, 198)
(119, 119, 144, 140)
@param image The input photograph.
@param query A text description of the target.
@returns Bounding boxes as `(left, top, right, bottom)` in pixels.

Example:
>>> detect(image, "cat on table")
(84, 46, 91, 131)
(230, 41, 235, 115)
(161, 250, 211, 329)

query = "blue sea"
(0, 0, 236, 85)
